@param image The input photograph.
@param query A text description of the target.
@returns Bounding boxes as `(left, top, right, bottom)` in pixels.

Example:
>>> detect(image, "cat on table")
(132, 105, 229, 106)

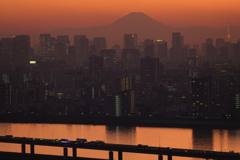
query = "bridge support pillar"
(73, 147, 77, 159)
(21, 144, 26, 160)
(109, 151, 113, 160)
(168, 155, 172, 160)
(63, 147, 68, 160)
(30, 144, 34, 159)
(118, 151, 122, 160)
(158, 154, 163, 160)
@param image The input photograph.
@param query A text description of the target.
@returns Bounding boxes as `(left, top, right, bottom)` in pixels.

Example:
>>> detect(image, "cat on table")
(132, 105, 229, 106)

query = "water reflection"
(106, 126, 136, 145)
(0, 123, 240, 160)
(192, 128, 213, 150)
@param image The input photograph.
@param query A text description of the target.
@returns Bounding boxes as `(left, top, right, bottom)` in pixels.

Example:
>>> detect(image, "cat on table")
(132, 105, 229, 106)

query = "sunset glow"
(1, 0, 240, 34)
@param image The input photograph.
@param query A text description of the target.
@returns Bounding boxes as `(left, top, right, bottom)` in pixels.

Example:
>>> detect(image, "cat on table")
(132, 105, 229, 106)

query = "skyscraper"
(89, 55, 103, 78)
(121, 49, 140, 70)
(12, 35, 30, 65)
(155, 40, 168, 59)
(74, 35, 89, 66)
(144, 38, 154, 57)
(124, 34, 138, 49)
(93, 37, 107, 54)
(140, 56, 161, 85)
(170, 32, 183, 63)
(39, 34, 51, 56)
(57, 35, 70, 54)
(99, 49, 117, 68)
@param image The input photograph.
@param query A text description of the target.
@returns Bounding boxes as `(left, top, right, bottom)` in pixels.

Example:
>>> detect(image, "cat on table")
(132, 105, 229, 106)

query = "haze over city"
(1, 1, 240, 159)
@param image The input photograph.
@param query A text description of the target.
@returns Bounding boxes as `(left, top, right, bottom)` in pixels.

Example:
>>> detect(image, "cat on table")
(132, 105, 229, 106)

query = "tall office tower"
(218, 46, 229, 62)
(57, 35, 70, 54)
(121, 49, 140, 70)
(67, 45, 76, 66)
(233, 40, 240, 62)
(0, 84, 13, 105)
(189, 48, 197, 57)
(12, 35, 30, 65)
(216, 38, 225, 50)
(99, 49, 117, 68)
(1, 38, 12, 55)
(55, 42, 67, 61)
(124, 34, 138, 49)
(187, 48, 198, 69)
(39, 34, 51, 56)
(89, 55, 103, 78)
(191, 76, 212, 117)
(170, 32, 182, 62)
(206, 38, 213, 46)
(93, 37, 107, 54)
(140, 56, 161, 85)
(205, 45, 215, 62)
(119, 90, 135, 115)
(89, 45, 97, 56)
(112, 44, 121, 60)
(0, 38, 13, 65)
(74, 35, 89, 66)
(115, 76, 135, 91)
(192, 44, 200, 55)
(105, 94, 121, 117)
(155, 40, 168, 59)
(144, 39, 154, 57)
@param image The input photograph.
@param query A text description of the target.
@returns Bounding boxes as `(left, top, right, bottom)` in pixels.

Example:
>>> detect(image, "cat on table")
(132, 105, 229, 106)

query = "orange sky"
(1, 0, 240, 34)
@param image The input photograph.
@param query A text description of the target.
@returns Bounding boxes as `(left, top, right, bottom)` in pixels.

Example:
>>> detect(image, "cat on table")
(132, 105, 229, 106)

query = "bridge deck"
(0, 151, 108, 160)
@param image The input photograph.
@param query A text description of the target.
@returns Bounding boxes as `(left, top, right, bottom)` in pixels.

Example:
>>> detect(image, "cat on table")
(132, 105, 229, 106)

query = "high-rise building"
(93, 37, 107, 54)
(121, 49, 140, 70)
(74, 35, 89, 66)
(124, 34, 138, 49)
(205, 45, 215, 62)
(191, 76, 212, 117)
(115, 77, 135, 91)
(1, 38, 12, 55)
(57, 35, 70, 54)
(105, 94, 121, 117)
(140, 56, 161, 85)
(55, 42, 67, 60)
(89, 55, 103, 78)
(99, 49, 117, 68)
(12, 35, 30, 65)
(170, 32, 183, 62)
(119, 90, 135, 115)
(0, 38, 13, 65)
(39, 34, 51, 56)
(155, 40, 168, 59)
(0, 84, 12, 105)
(144, 39, 154, 57)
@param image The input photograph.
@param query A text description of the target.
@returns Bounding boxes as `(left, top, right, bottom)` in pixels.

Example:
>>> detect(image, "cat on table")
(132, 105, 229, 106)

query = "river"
(0, 123, 239, 160)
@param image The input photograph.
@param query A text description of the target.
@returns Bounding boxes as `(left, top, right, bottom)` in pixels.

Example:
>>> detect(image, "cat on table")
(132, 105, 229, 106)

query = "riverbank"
(0, 115, 240, 129)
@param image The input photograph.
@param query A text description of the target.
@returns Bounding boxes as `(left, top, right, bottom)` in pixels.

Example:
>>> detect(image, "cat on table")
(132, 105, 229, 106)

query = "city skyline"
(1, 0, 240, 35)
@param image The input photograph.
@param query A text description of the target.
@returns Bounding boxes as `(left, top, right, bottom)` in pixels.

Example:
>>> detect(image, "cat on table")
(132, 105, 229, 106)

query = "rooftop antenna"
(227, 19, 231, 42)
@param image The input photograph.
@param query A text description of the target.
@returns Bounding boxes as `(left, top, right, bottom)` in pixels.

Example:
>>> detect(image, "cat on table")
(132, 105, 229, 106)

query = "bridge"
(0, 135, 239, 160)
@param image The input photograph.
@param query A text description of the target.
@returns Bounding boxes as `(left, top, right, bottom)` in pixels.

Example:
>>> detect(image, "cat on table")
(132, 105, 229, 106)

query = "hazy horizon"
(1, 0, 240, 35)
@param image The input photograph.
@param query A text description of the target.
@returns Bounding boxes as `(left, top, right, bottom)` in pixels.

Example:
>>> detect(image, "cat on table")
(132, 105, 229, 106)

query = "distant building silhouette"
(39, 34, 51, 57)
(12, 35, 30, 65)
(93, 37, 107, 54)
(155, 40, 168, 59)
(99, 49, 117, 69)
(140, 56, 162, 85)
(124, 34, 138, 49)
(74, 35, 89, 66)
(121, 49, 140, 70)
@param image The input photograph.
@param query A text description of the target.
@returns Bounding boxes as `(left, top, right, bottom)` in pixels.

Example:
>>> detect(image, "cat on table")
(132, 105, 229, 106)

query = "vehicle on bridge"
(89, 140, 105, 146)
(75, 138, 87, 144)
